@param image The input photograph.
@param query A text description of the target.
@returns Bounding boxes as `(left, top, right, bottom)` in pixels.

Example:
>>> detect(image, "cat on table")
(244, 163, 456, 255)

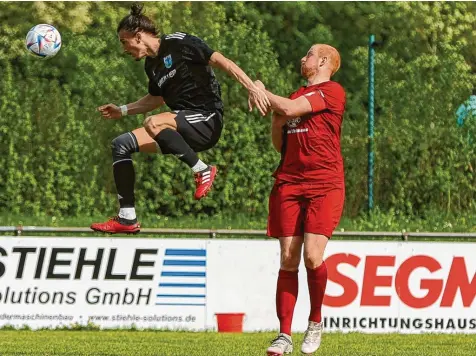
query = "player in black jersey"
(91, 4, 270, 234)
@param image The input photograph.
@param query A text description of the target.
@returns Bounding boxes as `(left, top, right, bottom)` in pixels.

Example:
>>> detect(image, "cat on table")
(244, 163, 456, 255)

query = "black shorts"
(173, 110, 223, 152)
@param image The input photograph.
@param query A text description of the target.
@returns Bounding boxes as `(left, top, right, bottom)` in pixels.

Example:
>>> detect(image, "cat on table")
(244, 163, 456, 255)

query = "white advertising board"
(0, 238, 207, 330)
(0, 238, 474, 333)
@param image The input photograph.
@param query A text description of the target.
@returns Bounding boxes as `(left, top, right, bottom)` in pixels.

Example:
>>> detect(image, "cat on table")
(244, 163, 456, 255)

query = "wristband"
(120, 105, 128, 117)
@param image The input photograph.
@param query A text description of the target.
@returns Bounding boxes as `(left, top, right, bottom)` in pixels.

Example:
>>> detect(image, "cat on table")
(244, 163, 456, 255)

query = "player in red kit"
(250, 44, 345, 355)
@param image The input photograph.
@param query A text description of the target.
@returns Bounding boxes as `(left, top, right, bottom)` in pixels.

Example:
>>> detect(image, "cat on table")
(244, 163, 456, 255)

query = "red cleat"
(194, 166, 217, 200)
(90, 216, 140, 234)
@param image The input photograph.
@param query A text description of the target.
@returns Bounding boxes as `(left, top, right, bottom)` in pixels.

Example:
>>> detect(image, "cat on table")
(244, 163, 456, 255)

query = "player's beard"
(301, 65, 317, 80)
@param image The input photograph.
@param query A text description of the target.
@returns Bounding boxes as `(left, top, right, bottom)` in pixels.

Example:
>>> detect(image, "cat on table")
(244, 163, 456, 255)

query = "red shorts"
(267, 181, 345, 238)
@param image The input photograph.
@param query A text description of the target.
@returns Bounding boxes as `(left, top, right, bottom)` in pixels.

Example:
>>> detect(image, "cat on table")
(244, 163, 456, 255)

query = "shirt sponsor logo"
(287, 128, 309, 134)
(158, 69, 176, 88)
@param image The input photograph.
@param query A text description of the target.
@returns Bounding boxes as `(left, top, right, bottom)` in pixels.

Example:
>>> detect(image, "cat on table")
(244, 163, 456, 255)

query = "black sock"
(113, 160, 135, 209)
(154, 129, 199, 168)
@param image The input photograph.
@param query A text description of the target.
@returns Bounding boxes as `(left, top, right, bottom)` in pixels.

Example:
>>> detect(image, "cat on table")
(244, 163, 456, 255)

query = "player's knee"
(280, 251, 300, 271)
(143, 116, 153, 128)
(303, 253, 324, 269)
(143, 116, 164, 137)
(111, 132, 138, 163)
(143, 116, 153, 134)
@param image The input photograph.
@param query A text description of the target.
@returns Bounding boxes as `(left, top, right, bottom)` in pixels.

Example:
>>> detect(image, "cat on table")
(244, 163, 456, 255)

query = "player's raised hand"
(249, 81, 266, 111)
(248, 83, 271, 116)
(97, 104, 122, 119)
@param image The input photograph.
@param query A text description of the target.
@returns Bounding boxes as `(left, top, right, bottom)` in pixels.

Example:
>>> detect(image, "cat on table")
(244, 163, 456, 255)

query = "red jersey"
(273, 80, 346, 185)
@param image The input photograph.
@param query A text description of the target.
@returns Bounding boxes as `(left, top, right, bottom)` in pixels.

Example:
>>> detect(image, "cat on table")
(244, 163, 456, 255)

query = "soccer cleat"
(194, 165, 217, 200)
(90, 216, 140, 234)
(267, 333, 293, 355)
(301, 321, 323, 355)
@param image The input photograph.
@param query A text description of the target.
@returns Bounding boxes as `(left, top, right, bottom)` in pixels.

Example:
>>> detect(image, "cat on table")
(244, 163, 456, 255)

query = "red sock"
(307, 262, 327, 323)
(276, 269, 298, 335)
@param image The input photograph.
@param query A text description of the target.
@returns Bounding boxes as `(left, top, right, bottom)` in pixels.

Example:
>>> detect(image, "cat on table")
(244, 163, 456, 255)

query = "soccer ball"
(25, 24, 62, 59)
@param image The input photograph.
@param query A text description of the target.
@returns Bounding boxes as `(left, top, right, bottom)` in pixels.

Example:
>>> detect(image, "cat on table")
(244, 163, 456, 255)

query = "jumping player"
(91, 4, 270, 234)
(250, 44, 345, 355)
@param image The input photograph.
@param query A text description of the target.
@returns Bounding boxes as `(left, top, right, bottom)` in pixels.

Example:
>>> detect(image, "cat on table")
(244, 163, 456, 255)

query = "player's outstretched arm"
(209, 52, 270, 116)
(254, 80, 326, 117)
(97, 94, 164, 119)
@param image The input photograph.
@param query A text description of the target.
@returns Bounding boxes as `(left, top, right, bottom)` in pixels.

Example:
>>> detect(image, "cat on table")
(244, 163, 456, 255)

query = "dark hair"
(117, 3, 158, 35)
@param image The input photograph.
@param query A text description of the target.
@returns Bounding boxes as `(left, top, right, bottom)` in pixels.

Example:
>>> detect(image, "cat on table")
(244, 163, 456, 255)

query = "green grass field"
(0, 330, 475, 355)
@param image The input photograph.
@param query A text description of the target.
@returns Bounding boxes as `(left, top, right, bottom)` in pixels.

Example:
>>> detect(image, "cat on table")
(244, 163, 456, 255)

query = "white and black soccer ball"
(25, 24, 62, 59)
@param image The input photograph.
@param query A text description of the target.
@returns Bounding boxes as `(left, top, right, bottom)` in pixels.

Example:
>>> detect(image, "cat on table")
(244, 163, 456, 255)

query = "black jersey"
(144, 32, 223, 115)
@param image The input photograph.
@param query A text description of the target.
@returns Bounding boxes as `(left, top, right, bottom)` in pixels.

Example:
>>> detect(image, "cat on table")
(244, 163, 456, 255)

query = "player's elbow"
(145, 95, 163, 109)
(281, 105, 299, 117)
(147, 103, 161, 112)
(281, 107, 293, 117)
(279, 101, 302, 117)
(153, 99, 164, 109)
